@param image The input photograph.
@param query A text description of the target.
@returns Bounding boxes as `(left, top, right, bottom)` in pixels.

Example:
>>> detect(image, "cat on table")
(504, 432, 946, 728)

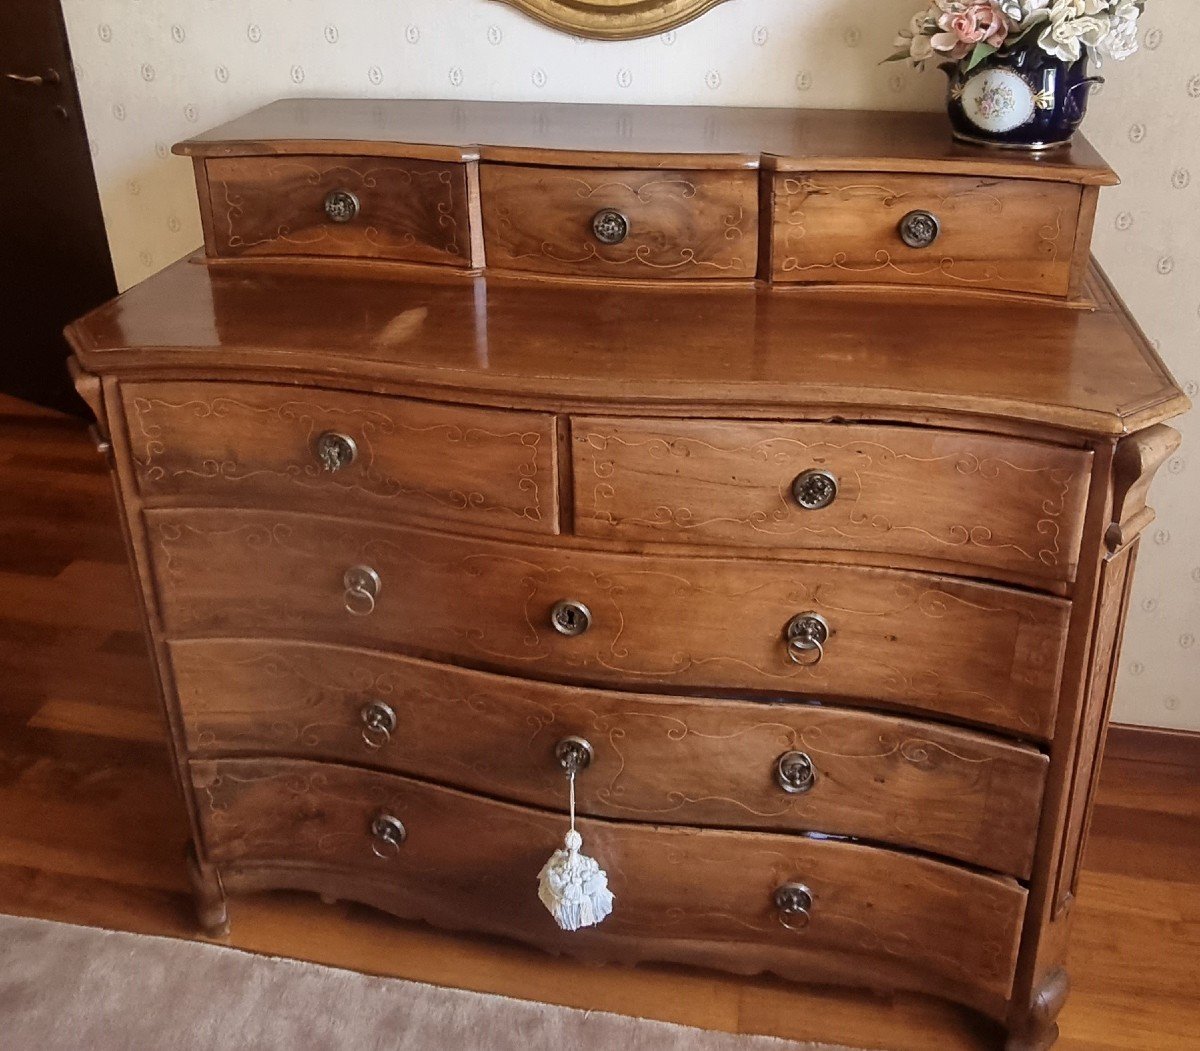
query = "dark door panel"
(1, 0, 116, 413)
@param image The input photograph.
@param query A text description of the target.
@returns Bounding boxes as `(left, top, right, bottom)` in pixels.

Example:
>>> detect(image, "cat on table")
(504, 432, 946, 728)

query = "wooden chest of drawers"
(69, 98, 1187, 1051)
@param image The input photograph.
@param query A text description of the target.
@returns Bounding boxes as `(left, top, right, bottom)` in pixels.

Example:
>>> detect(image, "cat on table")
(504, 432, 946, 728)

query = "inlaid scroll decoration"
(582, 429, 1080, 570)
(128, 392, 545, 524)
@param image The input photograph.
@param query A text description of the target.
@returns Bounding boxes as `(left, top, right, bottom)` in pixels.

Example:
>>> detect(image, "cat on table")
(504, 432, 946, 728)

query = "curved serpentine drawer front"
(172, 638, 1047, 876)
(769, 171, 1085, 297)
(147, 508, 1071, 738)
(479, 164, 759, 280)
(120, 382, 558, 534)
(191, 757, 1026, 1015)
(572, 417, 1092, 585)
(202, 155, 474, 266)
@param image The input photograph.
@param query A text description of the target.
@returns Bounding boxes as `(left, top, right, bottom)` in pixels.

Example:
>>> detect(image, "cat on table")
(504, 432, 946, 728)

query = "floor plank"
(0, 398, 1196, 1050)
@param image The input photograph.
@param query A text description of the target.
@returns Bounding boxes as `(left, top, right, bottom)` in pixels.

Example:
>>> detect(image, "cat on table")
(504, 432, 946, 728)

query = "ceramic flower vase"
(945, 46, 1104, 150)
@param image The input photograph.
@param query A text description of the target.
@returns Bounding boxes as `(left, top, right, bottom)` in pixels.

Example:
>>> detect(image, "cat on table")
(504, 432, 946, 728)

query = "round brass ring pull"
(775, 751, 817, 794)
(774, 882, 814, 931)
(360, 700, 397, 749)
(343, 565, 382, 617)
(785, 612, 830, 667)
(370, 813, 407, 859)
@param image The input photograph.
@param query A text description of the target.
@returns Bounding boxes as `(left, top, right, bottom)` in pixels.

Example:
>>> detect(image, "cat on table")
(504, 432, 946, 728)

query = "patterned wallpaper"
(60, 0, 1197, 730)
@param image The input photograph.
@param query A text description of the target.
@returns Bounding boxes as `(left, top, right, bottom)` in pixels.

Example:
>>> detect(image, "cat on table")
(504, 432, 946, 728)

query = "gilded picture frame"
(491, 0, 735, 40)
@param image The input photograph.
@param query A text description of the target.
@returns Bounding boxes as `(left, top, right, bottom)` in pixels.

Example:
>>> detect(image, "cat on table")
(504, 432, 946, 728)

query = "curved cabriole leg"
(186, 842, 230, 937)
(1006, 967, 1070, 1051)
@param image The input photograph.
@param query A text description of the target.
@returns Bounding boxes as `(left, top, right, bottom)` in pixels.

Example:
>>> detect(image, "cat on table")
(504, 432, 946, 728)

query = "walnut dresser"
(67, 99, 1188, 1051)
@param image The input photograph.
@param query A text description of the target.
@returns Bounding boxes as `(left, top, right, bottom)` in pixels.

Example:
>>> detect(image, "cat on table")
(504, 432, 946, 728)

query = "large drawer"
(572, 417, 1092, 584)
(480, 163, 758, 280)
(202, 155, 473, 265)
(149, 509, 1070, 738)
(173, 638, 1047, 876)
(120, 382, 557, 534)
(769, 171, 1084, 297)
(192, 757, 1026, 1016)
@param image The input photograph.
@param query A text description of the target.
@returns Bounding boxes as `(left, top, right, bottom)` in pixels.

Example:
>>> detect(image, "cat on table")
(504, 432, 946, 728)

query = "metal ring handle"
(785, 613, 829, 667)
(550, 600, 592, 637)
(343, 565, 381, 617)
(324, 189, 360, 224)
(774, 882, 814, 931)
(360, 700, 397, 749)
(370, 813, 407, 859)
(898, 209, 940, 249)
(315, 431, 357, 473)
(775, 751, 817, 794)
(591, 208, 630, 246)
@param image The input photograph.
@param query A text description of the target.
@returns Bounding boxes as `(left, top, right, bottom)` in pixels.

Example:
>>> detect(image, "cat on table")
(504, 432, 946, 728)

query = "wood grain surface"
(146, 507, 1071, 738)
(119, 381, 558, 534)
(572, 417, 1092, 583)
(172, 637, 1048, 876)
(191, 756, 1027, 1017)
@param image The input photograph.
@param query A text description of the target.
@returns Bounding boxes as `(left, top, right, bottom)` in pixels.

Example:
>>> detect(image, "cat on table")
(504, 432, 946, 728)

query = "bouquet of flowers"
(888, 1, 1145, 71)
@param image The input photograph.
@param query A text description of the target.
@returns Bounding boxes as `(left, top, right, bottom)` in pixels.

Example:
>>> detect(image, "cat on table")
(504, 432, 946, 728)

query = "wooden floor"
(0, 393, 1196, 1051)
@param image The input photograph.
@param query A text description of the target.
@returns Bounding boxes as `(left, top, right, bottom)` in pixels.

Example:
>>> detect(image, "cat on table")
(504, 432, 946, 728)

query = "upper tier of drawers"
(180, 102, 1116, 302)
(120, 381, 1092, 588)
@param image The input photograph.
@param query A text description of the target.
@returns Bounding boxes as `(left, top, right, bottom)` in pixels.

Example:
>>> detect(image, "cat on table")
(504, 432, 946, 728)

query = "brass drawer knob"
(785, 612, 830, 667)
(550, 599, 592, 637)
(314, 431, 357, 472)
(370, 813, 407, 858)
(775, 751, 817, 794)
(555, 735, 594, 776)
(791, 469, 838, 511)
(774, 882, 814, 931)
(898, 209, 941, 249)
(324, 189, 361, 224)
(343, 564, 382, 617)
(591, 208, 630, 246)
(360, 700, 397, 749)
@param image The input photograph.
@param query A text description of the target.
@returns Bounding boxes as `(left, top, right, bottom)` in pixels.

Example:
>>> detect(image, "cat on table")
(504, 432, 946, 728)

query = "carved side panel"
(120, 382, 557, 534)
(172, 637, 1048, 875)
(480, 164, 758, 279)
(192, 756, 1027, 1010)
(573, 418, 1092, 583)
(771, 171, 1083, 296)
(205, 155, 472, 265)
(148, 507, 1071, 737)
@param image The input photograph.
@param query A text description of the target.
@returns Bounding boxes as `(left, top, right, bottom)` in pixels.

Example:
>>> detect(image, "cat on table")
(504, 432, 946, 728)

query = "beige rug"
(0, 914, 863, 1050)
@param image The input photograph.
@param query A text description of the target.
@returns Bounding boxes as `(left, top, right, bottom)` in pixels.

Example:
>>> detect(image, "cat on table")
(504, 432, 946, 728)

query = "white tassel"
(537, 769, 614, 931)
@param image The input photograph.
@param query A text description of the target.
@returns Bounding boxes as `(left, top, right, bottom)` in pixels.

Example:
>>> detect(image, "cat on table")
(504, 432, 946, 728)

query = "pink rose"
(931, 1, 1010, 60)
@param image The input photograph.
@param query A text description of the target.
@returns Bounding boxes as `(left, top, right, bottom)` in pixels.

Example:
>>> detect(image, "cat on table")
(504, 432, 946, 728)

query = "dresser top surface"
(69, 256, 1186, 438)
(174, 97, 1117, 183)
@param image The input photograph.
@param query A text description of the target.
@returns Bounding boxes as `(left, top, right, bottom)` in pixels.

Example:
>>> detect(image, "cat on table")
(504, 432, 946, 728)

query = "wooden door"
(0, 0, 116, 413)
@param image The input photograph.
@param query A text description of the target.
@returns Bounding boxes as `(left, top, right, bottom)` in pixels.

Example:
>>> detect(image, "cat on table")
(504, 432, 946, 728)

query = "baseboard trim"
(1106, 723, 1200, 767)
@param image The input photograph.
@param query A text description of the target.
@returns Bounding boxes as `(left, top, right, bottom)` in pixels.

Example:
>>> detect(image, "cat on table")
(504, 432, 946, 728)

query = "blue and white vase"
(945, 46, 1104, 150)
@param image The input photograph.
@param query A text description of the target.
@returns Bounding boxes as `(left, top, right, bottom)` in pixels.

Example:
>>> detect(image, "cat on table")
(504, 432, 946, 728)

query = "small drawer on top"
(480, 163, 758, 280)
(120, 382, 557, 534)
(202, 155, 473, 265)
(174, 638, 1048, 876)
(573, 418, 1092, 585)
(770, 171, 1084, 297)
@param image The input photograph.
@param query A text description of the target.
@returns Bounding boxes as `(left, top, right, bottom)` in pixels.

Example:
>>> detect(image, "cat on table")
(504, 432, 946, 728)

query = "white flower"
(1096, 0, 1141, 60)
(1038, 1, 1112, 61)
(894, 8, 939, 65)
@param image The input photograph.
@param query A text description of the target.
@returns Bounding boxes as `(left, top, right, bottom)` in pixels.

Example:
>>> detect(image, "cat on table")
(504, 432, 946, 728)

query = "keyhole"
(550, 600, 592, 637)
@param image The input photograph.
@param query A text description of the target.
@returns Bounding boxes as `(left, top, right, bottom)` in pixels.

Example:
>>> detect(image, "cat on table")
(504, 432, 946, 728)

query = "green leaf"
(966, 42, 998, 70)
(881, 48, 913, 65)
